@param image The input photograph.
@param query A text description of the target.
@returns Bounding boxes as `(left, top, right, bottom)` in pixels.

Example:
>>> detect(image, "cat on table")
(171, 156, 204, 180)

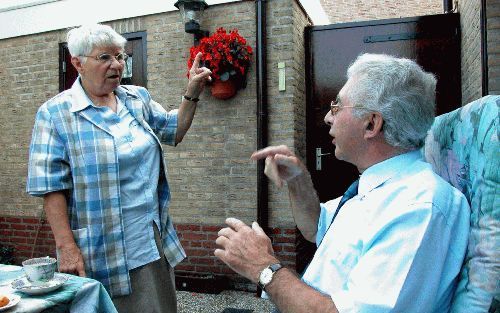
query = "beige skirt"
(112, 224, 177, 313)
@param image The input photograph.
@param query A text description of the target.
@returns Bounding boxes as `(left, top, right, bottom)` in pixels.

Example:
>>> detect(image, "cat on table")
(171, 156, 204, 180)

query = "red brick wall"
(0, 216, 298, 290)
(175, 224, 296, 275)
(0, 216, 55, 262)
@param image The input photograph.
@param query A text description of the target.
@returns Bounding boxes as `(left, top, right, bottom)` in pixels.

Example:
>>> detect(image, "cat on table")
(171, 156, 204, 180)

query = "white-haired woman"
(27, 24, 211, 312)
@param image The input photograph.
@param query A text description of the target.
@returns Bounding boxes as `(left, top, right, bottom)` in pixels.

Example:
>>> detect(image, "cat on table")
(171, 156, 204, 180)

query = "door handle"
(316, 147, 332, 170)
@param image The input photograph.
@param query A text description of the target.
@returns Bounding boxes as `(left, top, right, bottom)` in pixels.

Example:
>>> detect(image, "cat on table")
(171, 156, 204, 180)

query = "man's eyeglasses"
(82, 53, 128, 63)
(330, 98, 355, 116)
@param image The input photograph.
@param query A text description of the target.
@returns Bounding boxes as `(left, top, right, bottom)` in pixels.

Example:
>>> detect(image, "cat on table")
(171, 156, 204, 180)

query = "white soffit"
(0, 0, 329, 40)
(0, 0, 234, 40)
(298, 0, 330, 25)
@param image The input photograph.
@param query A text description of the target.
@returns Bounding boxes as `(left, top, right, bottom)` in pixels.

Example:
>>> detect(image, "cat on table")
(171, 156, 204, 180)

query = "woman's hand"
(57, 243, 86, 277)
(186, 52, 212, 98)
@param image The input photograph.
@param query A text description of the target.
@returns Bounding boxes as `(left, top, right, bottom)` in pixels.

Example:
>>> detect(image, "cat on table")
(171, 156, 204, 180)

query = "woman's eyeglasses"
(82, 53, 129, 63)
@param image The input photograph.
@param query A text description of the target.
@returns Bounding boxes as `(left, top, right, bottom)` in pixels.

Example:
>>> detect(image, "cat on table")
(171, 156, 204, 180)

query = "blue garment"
(26, 78, 186, 297)
(422, 96, 500, 312)
(302, 151, 470, 313)
(103, 98, 161, 270)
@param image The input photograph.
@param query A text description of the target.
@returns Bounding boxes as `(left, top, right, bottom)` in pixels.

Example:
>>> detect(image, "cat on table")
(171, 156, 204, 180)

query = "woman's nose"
(110, 58, 124, 68)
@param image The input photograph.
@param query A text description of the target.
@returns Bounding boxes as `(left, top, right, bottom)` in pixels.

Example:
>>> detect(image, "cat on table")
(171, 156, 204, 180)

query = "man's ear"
(70, 56, 84, 74)
(364, 112, 384, 139)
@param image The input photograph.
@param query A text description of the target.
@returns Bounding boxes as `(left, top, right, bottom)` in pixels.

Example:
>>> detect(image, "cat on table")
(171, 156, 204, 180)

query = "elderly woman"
(26, 24, 211, 312)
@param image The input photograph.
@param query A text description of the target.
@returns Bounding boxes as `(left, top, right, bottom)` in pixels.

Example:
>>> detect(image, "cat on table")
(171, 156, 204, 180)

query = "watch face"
(260, 268, 273, 285)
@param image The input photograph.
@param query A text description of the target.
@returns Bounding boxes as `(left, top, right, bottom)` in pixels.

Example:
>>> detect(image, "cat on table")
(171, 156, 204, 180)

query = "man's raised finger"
(250, 145, 292, 161)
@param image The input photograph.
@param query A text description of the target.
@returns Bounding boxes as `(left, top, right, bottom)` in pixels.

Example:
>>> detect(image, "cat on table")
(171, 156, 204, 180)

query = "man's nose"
(324, 111, 333, 126)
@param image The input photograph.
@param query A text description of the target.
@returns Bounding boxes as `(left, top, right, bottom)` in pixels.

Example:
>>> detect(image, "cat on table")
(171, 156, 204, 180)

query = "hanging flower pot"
(186, 28, 253, 100)
(211, 79, 236, 100)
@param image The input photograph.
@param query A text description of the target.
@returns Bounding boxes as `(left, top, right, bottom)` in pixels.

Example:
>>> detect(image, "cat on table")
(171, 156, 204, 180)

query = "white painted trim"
(297, 0, 330, 25)
(0, 0, 328, 40)
(0, 0, 62, 13)
(0, 0, 237, 40)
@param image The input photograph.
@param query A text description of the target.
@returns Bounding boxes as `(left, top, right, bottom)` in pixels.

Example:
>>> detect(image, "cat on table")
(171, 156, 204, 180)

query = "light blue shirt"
(102, 98, 162, 270)
(27, 78, 186, 296)
(302, 151, 470, 313)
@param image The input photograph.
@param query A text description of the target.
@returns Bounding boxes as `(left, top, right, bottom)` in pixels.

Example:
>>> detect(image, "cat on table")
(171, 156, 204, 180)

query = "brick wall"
(459, 0, 483, 104)
(0, 215, 54, 262)
(0, 215, 297, 291)
(320, 0, 442, 24)
(487, 0, 500, 94)
(175, 223, 296, 290)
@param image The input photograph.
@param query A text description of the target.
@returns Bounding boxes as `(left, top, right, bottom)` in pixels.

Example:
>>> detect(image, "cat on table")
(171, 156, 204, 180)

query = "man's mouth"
(107, 74, 120, 79)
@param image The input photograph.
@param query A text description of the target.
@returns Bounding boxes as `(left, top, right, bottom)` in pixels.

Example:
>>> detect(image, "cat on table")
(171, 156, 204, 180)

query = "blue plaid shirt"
(27, 78, 186, 297)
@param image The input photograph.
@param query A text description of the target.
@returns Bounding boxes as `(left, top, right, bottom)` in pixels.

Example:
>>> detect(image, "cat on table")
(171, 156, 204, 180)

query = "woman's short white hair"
(67, 24, 126, 60)
(345, 53, 437, 150)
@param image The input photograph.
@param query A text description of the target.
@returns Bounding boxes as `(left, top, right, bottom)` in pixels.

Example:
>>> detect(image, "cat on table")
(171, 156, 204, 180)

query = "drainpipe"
(443, 0, 453, 13)
(480, 0, 488, 96)
(255, 0, 269, 234)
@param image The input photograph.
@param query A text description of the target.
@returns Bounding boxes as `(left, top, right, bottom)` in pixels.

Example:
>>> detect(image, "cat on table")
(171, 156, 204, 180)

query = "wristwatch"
(258, 263, 283, 290)
(183, 95, 199, 102)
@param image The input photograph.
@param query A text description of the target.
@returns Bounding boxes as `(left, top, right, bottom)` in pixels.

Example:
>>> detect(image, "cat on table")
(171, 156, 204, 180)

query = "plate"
(0, 294, 20, 311)
(11, 273, 68, 295)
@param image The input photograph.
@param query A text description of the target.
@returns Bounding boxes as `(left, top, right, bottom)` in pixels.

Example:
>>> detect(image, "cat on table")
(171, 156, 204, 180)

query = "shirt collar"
(69, 77, 93, 112)
(358, 150, 421, 196)
(69, 78, 137, 113)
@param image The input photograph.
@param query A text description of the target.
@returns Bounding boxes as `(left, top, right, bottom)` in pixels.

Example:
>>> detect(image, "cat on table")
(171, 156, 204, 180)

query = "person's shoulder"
(409, 162, 469, 213)
(119, 84, 149, 98)
(38, 89, 74, 113)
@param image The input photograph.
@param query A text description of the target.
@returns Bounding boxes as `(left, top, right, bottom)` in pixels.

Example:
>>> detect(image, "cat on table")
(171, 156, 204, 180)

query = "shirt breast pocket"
(130, 119, 158, 146)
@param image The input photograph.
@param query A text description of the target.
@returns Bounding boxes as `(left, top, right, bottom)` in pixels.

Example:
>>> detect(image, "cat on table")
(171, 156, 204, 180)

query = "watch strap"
(183, 95, 200, 102)
(258, 263, 283, 290)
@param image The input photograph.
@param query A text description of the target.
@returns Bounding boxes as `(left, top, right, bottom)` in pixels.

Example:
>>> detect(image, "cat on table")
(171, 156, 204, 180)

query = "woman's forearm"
(175, 98, 197, 144)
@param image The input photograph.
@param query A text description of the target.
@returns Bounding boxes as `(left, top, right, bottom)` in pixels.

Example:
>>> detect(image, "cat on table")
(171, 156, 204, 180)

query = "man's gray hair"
(345, 53, 437, 150)
(67, 24, 126, 61)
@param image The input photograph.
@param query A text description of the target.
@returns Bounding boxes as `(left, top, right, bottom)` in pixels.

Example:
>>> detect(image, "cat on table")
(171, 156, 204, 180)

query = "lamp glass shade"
(175, 0, 207, 26)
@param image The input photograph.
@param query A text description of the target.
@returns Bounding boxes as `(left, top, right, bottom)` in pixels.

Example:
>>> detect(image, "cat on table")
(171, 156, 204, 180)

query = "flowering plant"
(188, 27, 253, 86)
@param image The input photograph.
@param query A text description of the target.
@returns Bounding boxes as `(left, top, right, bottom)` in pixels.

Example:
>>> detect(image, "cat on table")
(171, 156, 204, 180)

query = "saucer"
(0, 294, 20, 311)
(11, 273, 68, 295)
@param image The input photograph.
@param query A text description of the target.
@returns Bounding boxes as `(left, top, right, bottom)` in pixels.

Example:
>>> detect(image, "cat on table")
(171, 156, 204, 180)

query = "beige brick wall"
(487, 0, 500, 94)
(0, 0, 310, 231)
(459, 0, 483, 103)
(266, 0, 312, 226)
(320, 0, 442, 24)
(0, 31, 67, 218)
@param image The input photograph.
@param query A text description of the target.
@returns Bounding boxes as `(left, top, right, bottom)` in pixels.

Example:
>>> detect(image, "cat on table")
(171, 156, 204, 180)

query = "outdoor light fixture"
(174, 0, 209, 46)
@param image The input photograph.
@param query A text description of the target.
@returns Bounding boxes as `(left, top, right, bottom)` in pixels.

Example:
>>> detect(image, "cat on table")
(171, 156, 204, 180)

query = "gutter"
(255, 0, 269, 233)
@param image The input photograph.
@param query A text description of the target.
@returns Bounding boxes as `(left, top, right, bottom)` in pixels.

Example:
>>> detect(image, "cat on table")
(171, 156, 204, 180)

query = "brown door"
(298, 13, 461, 273)
(59, 31, 147, 91)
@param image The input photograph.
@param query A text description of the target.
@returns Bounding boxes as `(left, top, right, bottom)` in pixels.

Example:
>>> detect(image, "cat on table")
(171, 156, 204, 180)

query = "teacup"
(22, 257, 57, 284)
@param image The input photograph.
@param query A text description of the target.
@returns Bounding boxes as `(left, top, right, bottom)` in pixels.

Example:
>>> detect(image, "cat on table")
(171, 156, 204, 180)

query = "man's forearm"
(287, 171, 320, 242)
(43, 191, 76, 249)
(266, 268, 338, 313)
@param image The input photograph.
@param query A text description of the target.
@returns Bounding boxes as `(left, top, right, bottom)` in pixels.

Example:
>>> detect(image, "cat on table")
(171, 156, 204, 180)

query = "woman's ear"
(70, 56, 84, 74)
(364, 112, 384, 139)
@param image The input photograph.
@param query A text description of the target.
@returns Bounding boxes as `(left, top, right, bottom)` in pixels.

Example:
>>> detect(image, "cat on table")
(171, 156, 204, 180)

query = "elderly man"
(215, 54, 470, 313)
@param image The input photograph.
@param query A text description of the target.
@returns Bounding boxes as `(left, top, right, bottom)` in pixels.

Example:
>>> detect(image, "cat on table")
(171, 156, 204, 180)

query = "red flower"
(187, 28, 252, 83)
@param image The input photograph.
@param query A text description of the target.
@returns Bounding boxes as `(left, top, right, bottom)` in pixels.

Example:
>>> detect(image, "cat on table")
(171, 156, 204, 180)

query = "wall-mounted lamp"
(174, 0, 209, 46)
